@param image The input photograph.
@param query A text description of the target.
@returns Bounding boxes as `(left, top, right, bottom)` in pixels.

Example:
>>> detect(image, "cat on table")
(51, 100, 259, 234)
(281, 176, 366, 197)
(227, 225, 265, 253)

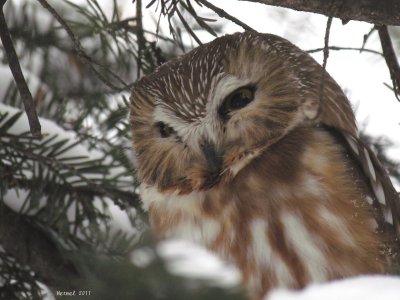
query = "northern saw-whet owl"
(130, 32, 400, 299)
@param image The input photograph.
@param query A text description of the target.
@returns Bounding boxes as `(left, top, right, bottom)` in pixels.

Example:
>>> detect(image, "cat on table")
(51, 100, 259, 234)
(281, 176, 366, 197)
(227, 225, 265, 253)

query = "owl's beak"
(199, 140, 222, 185)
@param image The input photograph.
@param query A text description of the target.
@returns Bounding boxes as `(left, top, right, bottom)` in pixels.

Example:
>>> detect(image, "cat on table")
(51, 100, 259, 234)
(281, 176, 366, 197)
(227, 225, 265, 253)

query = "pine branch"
(36, 0, 131, 91)
(0, 136, 142, 211)
(0, 108, 141, 212)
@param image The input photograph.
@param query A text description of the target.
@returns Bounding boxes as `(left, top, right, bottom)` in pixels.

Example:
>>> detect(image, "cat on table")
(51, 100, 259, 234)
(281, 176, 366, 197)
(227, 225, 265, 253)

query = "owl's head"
(130, 32, 353, 194)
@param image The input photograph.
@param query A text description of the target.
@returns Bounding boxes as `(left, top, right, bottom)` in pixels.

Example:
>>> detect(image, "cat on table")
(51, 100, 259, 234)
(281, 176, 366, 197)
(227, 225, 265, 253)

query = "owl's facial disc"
(190, 84, 259, 188)
(145, 83, 259, 192)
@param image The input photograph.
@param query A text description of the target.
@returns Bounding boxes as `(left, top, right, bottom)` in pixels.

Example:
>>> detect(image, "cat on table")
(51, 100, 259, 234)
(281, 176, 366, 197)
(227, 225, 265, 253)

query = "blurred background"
(0, 1, 399, 299)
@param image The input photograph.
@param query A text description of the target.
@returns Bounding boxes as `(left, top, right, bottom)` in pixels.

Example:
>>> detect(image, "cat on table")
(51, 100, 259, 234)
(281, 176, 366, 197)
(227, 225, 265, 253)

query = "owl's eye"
(219, 86, 255, 120)
(155, 121, 175, 138)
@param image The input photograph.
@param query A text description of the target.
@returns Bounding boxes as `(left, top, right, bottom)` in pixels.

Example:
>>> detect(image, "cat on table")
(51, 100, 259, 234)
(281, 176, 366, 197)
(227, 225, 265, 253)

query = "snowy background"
(1, 1, 400, 299)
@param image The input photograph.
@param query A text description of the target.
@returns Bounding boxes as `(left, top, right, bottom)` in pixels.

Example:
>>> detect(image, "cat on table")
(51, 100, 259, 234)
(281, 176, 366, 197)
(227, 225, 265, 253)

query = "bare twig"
(378, 25, 400, 101)
(135, 0, 145, 78)
(322, 17, 333, 71)
(319, 16, 333, 103)
(361, 26, 376, 52)
(35, 0, 130, 91)
(307, 46, 383, 56)
(197, 0, 256, 32)
(0, 0, 41, 137)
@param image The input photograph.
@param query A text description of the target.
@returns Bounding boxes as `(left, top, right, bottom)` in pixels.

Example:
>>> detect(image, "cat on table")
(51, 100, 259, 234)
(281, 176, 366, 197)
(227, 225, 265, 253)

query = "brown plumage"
(130, 32, 400, 299)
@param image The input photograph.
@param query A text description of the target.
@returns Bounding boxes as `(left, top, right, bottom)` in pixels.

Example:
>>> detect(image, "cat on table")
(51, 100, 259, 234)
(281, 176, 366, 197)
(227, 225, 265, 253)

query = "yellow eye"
(218, 86, 255, 121)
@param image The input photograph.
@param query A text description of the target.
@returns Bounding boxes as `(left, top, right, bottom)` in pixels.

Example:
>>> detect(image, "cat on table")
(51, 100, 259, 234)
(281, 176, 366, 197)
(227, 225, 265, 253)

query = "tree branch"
(239, 0, 400, 26)
(0, 205, 78, 292)
(0, 0, 41, 137)
(378, 25, 400, 101)
(136, 0, 145, 78)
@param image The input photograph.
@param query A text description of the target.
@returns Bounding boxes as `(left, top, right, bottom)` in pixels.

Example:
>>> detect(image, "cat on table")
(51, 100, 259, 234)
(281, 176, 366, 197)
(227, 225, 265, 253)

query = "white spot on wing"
(344, 134, 359, 156)
(372, 180, 386, 205)
(365, 196, 374, 205)
(384, 207, 393, 224)
(364, 148, 376, 182)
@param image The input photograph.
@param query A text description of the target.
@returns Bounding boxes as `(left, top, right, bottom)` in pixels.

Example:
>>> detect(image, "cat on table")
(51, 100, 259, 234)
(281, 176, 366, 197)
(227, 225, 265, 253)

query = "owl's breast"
(143, 127, 384, 300)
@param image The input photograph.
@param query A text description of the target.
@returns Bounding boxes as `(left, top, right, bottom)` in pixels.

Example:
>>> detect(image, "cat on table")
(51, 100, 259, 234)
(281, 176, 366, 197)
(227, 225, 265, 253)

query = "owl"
(130, 32, 400, 300)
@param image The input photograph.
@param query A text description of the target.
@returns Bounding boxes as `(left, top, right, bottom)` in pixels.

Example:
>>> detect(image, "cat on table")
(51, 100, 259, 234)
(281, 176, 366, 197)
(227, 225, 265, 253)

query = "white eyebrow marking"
(207, 73, 252, 115)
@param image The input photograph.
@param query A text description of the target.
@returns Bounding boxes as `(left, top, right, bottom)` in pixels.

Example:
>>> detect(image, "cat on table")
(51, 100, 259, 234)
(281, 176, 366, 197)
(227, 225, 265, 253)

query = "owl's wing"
(341, 130, 400, 239)
(310, 76, 400, 240)
(295, 46, 400, 239)
(262, 32, 400, 238)
(320, 122, 400, 238)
